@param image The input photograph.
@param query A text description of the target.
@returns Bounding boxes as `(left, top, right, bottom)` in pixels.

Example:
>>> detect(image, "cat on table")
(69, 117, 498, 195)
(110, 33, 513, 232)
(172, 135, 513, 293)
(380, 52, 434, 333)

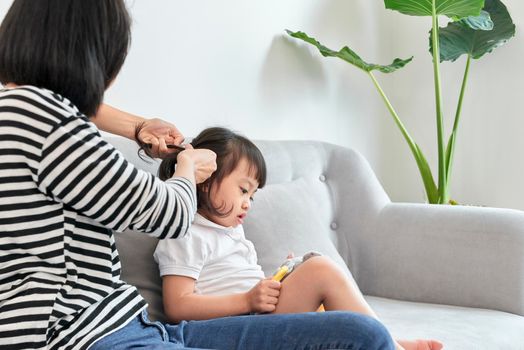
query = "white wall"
(1, 1, 523, 210)
(376, 1, 524, 209)
(104, 0, 384, 167)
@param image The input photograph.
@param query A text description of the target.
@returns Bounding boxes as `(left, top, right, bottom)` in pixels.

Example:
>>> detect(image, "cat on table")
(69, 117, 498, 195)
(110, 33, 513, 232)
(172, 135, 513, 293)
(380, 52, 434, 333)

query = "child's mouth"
(237, 213, 246, 224)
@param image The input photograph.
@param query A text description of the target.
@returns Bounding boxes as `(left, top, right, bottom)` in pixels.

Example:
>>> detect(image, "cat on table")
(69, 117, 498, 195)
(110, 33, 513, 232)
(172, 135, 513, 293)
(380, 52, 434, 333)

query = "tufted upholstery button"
(319, 174, 326, 182)
(330, 222, 338, 230)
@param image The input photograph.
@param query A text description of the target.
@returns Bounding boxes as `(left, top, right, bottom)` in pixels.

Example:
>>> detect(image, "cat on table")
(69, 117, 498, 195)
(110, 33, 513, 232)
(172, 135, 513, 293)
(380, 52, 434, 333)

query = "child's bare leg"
(272, 256, 442, 350)
(272, 256, 376, 316)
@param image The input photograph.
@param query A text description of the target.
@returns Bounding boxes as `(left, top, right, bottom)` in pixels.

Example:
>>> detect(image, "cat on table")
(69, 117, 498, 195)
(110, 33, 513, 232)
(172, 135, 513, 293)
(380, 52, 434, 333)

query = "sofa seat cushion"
(366, 296, 524, 350)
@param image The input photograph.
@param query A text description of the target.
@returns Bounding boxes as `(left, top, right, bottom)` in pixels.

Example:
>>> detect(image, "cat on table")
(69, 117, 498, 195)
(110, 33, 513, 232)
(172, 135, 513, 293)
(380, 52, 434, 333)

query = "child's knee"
(298, 256, 350, 291)
(301, 256, 335, 271)
(298, 256, 343, 279)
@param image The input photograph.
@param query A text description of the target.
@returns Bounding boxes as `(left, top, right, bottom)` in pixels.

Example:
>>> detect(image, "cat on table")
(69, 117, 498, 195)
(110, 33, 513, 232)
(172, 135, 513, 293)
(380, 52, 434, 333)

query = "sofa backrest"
(106, 135, 390, 321)
(244, 140, 390, 279)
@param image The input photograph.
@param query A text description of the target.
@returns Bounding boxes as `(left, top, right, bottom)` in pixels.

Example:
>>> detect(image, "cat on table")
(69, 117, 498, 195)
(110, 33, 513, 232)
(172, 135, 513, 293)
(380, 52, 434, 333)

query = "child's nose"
(242, 199, 251, 209)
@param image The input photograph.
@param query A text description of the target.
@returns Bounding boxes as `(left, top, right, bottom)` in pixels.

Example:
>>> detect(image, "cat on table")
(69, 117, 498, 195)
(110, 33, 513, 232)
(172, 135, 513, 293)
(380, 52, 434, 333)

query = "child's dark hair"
(136, 126, 266, 217)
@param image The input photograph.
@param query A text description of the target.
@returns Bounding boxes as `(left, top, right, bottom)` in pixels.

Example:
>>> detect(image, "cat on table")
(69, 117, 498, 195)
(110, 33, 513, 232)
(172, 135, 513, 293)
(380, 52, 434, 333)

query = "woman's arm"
(162, 275, 281, 323)
(92, 104, 184, 158)
(37, 109, 215, 237)
(92, 104, 145, 139)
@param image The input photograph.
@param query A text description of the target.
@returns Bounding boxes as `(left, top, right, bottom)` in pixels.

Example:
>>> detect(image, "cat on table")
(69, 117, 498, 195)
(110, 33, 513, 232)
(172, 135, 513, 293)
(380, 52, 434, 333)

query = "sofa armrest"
(357, 203, 524, 316)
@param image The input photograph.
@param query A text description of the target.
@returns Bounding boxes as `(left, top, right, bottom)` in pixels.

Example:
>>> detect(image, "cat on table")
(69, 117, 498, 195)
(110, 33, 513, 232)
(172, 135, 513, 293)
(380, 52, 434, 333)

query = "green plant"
(287, 0, 515, 204)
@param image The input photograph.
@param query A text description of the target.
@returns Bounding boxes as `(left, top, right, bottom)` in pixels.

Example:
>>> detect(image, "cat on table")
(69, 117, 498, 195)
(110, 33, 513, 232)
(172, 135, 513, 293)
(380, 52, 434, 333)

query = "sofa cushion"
(114, 229, 166, 321)
(367, 296, 524, 350)
(243, 177, 354, 281)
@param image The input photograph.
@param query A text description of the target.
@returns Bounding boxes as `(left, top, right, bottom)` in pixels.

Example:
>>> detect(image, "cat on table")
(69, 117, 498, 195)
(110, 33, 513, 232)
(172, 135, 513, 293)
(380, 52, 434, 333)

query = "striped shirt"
(0, 86, 197, 349)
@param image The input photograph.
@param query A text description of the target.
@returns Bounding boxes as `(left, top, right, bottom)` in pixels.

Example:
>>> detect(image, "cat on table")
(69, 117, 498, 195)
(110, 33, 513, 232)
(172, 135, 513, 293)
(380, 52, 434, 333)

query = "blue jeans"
(90, 310, 395, 350)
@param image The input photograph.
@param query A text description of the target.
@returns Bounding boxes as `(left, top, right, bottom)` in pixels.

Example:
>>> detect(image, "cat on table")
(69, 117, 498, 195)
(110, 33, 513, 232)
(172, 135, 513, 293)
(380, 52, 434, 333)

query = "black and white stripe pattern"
(0, 86, 197, 349)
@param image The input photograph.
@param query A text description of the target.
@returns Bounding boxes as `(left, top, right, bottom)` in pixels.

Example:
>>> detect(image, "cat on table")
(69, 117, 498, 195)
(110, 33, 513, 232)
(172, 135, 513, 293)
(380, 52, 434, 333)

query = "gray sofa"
(107, 135, 524, 350)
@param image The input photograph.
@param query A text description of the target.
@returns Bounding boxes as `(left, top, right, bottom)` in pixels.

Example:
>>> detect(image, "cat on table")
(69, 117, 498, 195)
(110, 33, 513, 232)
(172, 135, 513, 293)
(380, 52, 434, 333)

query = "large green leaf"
(384, 0, 484, 18)
(461, 10, 493, 30)
(413, 143, 439, 203)
(433, 0, 515, 61)
(286, 30, 412, 73)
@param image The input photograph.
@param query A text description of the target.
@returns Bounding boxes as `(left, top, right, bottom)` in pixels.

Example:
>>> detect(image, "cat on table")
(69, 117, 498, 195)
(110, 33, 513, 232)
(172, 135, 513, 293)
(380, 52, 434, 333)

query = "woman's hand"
(175, 146, 217, 184)
(136, 118, 185, 158)
(245, 278, 281, 313)
(92, 105, 184, 158)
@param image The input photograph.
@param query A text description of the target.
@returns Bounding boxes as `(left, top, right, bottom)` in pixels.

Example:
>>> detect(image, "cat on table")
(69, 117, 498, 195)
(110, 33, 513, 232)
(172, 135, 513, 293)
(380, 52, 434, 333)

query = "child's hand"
(245, 278, 281, 313)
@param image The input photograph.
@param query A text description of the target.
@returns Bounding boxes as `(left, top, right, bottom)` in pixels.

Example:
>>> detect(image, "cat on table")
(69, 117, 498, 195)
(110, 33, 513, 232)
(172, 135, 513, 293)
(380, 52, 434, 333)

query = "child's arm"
(162, 275, 281, 323)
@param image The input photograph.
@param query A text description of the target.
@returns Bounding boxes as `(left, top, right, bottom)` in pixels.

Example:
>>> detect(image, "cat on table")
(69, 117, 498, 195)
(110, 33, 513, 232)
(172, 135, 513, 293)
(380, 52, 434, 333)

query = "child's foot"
(396, 339, 443, 350)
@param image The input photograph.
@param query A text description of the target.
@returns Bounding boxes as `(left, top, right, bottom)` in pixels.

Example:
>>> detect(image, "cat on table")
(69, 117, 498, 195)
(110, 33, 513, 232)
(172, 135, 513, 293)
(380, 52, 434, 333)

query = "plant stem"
(453, 55, 471, 136)
(446, 55, 471, 182)
(367, 71, 438, 203)
(367, 72, 415, 149)
(431, 0, 448, 204)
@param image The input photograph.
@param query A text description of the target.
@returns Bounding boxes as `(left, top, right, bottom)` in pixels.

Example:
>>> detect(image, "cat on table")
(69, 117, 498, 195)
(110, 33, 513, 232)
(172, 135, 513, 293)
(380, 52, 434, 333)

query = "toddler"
(152, 127, 443, 350)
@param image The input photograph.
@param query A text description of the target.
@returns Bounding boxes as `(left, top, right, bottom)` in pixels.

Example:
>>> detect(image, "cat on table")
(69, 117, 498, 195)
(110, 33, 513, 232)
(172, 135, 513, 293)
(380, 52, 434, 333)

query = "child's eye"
(240, 187, 248, 194)
(249, 197, 254, 202)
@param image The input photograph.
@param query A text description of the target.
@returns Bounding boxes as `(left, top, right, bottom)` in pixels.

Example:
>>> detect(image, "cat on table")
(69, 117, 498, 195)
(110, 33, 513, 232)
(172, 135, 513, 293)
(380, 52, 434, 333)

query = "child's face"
(206, 158, 259, 228)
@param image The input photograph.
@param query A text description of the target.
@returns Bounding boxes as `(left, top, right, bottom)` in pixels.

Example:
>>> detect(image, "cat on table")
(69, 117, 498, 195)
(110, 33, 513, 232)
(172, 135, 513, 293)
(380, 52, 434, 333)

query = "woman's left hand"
(137, 118, 185, 158)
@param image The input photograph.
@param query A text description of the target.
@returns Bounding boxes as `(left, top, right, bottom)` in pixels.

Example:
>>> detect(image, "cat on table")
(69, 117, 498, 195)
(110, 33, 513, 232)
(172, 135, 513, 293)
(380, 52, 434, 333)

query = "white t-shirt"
(154, 213, 265, 295)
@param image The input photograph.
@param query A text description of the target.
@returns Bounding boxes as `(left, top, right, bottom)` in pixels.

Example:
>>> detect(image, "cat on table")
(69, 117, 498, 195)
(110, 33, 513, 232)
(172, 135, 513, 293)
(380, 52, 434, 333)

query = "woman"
(0, 1, 395, 349)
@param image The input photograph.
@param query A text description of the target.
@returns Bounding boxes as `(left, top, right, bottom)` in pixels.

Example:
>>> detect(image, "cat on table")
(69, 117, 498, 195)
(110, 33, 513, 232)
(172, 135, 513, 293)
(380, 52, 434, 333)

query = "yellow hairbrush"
(272, 265, 289, 282)
(271, 251, 322, 282)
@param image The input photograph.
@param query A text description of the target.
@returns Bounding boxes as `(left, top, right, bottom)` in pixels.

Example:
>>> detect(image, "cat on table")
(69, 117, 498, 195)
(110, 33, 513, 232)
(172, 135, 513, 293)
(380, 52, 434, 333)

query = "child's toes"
(416, 339, 443, 350)
(428, 340, 443, 350)
(397, 339, 443, 350)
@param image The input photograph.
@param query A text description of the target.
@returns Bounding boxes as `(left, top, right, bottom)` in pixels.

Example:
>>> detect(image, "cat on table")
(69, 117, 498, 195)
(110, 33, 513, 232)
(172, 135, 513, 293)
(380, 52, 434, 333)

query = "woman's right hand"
(174, 146, 217, 184)
(245, 278, 281, 313)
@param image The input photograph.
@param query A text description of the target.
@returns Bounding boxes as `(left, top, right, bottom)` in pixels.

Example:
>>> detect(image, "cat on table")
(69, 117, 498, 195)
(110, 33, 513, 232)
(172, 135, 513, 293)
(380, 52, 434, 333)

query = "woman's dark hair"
(0, 0, 131, 116)
(136, 126, 267, 217)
